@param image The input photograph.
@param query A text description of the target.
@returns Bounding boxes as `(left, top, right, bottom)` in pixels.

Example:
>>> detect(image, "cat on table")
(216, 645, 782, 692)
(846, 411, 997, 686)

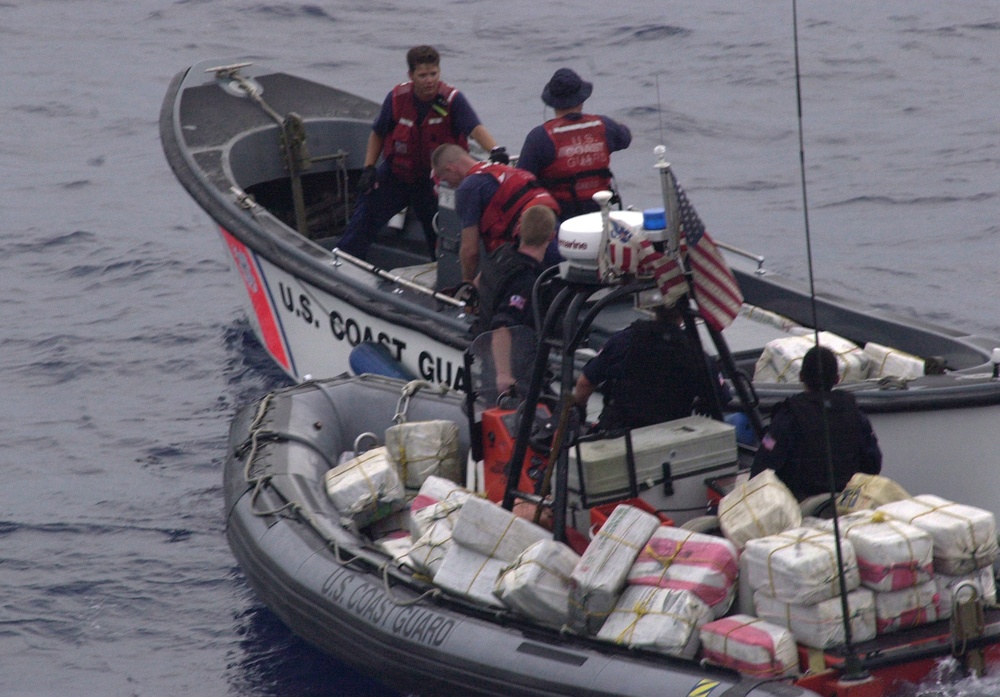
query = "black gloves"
(488, 146, 510, 165)
(445, 282, 479, 312)
(358, 165, 378, 194)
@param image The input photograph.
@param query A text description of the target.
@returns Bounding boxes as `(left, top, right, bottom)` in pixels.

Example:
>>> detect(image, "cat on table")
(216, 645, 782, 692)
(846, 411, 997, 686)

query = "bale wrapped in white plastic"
(743, 527, 860, 605)
(434, 544, 507, 607)
(753, 331, 869, 384)
(801, 510, 874, 533)
(374, 531, 413, 564)
(627, 526, 739, 618)
(385, 419, 461, 489)
(836, 473, 910, 515)
(755, 588, 877, 650)
(409, 475, 471, 540)
(570, 504, 661, 635)
(718, 469, 802, 550)
(935, 566, 997, 620)
(873, 580, 941, 635)
(877, 495, 999, 575)
(450, 495, 550, 560)
(864, 342, 925, 380)
(410, 474, 468, 511)
(596, 586, 711, 659)
(408, 503, 460, 577)
(699, 614, 799, 678)
(494, 539, 580, 628)
(324, 446, 406, 527)
(433, 496, 551, 606)
(808, 511, 934, 592)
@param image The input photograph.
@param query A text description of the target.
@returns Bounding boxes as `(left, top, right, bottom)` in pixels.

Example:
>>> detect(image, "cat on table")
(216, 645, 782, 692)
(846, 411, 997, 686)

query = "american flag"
(605, 178, 743, 331)
(675, 180, 743, 331)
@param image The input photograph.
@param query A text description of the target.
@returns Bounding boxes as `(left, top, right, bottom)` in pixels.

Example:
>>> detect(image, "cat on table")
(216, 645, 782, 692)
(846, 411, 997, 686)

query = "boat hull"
(224, 374, 816, 697)
(218, 227, 467, 385)
(163, 59, 1000, 518)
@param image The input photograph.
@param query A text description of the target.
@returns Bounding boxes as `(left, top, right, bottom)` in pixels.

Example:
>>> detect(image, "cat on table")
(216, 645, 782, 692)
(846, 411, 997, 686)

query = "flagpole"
(654, 149, 766, 439)
(654, 145, 681, 260)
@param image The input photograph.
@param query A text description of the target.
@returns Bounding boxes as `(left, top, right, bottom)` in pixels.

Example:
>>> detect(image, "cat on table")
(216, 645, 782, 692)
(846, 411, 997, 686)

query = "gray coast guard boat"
(164, 59, 1000, 692)
(162, 59, 1000, 518)
(225, 366, 1000, 697)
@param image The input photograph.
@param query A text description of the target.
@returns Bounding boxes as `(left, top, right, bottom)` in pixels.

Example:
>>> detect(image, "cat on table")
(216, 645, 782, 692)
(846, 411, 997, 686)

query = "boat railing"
(330, 247, 467, 309)
(716, 240, 766, 275)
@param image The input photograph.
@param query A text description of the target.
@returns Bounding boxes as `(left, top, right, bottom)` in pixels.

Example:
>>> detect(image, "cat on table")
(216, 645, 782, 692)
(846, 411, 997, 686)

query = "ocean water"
(2, 1, 999, 695)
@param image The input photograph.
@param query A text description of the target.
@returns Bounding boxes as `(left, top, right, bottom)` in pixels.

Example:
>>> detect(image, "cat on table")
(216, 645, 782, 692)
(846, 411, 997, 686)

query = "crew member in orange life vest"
(431, 143, 559, 283)
(337, 45, 498, 261)
(518, 68, 632, 221)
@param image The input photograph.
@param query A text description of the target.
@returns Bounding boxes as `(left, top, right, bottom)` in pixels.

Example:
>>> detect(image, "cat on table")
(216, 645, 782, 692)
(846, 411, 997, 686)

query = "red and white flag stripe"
(683, 230, 743, 331)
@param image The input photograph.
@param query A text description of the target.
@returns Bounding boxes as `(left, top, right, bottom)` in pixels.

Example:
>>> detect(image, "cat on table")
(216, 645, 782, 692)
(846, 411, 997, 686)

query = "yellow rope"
(764, 529, 840, 600)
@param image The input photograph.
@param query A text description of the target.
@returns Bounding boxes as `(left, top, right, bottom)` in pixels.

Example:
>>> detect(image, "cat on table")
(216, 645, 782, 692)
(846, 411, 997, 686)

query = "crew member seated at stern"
(336, 45, 498, 261)
(518, 67, 632, 221)
(572, 296, 717, 433)
(751, 345, 883, 501)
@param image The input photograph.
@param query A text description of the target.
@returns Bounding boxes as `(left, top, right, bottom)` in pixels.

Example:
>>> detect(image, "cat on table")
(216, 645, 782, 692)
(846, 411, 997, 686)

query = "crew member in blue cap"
(518, 68, 632, 221)
(337, 45, 499, 261)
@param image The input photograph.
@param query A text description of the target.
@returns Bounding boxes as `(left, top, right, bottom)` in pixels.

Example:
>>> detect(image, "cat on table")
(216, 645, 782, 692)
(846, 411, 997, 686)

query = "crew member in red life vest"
(431, 143, 559, 283)
(518, 68, 632, 221)
(336, 45, 499, 261)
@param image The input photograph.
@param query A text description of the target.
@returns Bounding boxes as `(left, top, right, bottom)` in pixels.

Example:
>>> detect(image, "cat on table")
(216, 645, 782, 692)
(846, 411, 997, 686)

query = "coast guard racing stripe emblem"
(688, 679, 720, 697)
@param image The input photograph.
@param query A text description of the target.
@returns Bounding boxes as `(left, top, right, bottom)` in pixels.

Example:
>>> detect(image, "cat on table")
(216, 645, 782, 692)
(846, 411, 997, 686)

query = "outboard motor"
(556, 207, 646, 283)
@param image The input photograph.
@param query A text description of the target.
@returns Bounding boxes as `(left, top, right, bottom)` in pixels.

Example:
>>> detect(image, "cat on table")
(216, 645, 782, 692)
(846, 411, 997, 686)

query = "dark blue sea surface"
(2, 1, 999, 695)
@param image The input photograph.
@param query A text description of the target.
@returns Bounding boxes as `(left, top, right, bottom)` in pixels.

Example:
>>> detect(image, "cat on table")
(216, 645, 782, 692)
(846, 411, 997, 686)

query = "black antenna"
(792, 0, 865, 678)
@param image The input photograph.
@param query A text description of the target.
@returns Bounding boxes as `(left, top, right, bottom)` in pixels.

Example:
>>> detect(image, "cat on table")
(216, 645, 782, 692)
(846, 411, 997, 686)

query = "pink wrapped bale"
(699, 614, 798, 678)
(628, 526, 738, 618)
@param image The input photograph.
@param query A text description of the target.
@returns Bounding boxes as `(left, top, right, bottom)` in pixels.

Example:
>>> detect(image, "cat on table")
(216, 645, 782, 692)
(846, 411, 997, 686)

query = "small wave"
(722, 179, 786, 193)
(6, 229, 96, 254)
(61, 179, 92, 190)
(142, 444, 189, 462)
(906, 22, 1000, 40)
(11, 101, 81, 118)
(619, 24, 690, 42)
(66, 256, 190, 282)
(125, 324, 217, 347)
(229, 604, 396, 697)
(18, 359, 94, 386)
(0, 518, 205, 544)
(223, 318, 295, 395)
(965, 21, 1000, 32)
(250, 3, 335, 20)
(855, 264, 920, 280)
(820, 194, 968, 209)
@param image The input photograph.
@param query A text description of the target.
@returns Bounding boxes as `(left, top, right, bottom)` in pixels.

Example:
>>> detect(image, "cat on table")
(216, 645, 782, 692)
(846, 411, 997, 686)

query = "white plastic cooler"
(568, 416, 738, 521)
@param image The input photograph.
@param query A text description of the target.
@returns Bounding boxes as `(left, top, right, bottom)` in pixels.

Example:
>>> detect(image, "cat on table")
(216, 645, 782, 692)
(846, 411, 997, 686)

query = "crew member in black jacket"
(572, 299, 714, 431)
(751, 345, 882, 500)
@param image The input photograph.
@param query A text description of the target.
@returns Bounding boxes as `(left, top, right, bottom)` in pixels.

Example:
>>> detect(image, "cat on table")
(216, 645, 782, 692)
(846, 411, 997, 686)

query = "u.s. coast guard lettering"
(276, 281, 466, 389)
(321, 568, 455, 646)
